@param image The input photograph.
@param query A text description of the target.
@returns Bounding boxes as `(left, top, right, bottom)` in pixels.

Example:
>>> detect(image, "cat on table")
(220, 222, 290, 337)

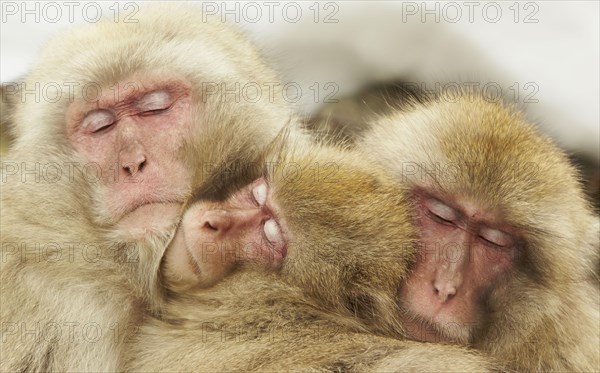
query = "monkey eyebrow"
(262, 164, 273, 183)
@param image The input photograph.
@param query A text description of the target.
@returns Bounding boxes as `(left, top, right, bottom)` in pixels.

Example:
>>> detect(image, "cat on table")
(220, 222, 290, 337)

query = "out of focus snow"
(1, 1, 598, 158)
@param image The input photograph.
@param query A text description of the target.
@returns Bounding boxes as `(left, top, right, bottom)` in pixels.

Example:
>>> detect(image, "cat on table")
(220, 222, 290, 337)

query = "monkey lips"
(115, 202, 184, 243)
(397, 299, 475, 345)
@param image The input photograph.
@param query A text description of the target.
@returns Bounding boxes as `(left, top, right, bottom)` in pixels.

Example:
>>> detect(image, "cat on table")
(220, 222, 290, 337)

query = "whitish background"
(1, 1, 598, 159)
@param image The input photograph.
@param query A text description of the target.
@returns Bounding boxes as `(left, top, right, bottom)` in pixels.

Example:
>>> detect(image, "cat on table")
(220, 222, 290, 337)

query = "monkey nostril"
(123, 162, 143, 176)
(203, 222, 218, 231)
(445, 288, 457, 301)
(123, 164, 135, 176)
(122, 154, 147, 176)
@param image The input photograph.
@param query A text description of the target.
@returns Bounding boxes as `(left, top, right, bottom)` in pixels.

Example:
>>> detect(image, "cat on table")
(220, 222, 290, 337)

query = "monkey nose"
(199, 211, 235, 236)
(433, 282, 457, 303)
(199, 209, 264, 238)
(121, 154, 147, 176)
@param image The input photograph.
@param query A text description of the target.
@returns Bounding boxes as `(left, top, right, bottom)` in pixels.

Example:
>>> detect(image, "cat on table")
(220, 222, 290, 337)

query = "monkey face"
(66, 75, 194, 232)
(398, 189, 518, 344)
(163, 177, 288, 290)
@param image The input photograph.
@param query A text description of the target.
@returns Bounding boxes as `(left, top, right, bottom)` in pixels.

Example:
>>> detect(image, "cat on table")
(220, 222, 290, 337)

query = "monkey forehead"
(369, 94, 587, 211)
(269, 145, 415, 239)
(434, 97, 583, 202)
(35, 35, 228, 84)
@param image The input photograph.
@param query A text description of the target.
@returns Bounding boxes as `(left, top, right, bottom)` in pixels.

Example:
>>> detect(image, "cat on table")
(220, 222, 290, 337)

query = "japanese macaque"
(355, 89, 600, 372)
(124, 142, 499, 372)
(1, 4, 291, 372)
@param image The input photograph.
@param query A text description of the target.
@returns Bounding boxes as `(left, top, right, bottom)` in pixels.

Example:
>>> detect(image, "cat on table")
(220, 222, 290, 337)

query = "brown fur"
(358, 90, 600, 372)
(124, 144, 499, 372)
(0, 4, 292, 371)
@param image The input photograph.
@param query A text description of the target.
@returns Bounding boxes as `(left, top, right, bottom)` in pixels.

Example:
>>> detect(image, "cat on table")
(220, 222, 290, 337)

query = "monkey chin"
(115, 202, 183, 242)
(398, 306, 473, 345)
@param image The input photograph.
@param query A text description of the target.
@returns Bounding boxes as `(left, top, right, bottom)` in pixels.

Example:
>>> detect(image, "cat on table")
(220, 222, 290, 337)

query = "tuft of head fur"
(267, 142, 416, 336)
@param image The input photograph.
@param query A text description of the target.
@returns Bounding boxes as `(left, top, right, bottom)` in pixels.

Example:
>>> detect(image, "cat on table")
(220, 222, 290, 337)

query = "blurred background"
(1, 1, 598, 205)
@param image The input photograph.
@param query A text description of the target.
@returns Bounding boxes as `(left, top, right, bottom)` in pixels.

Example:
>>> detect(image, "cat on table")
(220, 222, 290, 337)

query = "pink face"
(163, 177, 288, 289)
(67, 76, 193, 233)
(399, 190, 517, 344)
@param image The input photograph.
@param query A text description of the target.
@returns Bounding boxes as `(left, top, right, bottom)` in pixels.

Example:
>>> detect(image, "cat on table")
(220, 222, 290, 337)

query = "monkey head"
(5, 4, 289, 242)
(360, 90, 599, 345)
(162, 142, 418, 335)
(164, 176, 286, 289)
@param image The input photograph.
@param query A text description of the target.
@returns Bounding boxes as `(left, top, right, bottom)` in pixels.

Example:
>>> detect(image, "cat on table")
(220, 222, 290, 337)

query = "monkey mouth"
(101, 198, 183, 225)
(115, 202, 184, 240)
(125, 200, 183, 216)
(126, 197, 185, 215)
(398, 308, 451, 343)
(397, 305, 472, 345)
(185, 244, 203, 276)
(102, 178, 190, 225)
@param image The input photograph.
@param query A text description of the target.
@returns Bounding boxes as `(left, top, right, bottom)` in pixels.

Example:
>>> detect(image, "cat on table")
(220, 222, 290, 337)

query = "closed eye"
(135, 90, 174, 116)
(424, 198, 458, 224)
(428, 212, 454, 224)
(479, 227, 513, 248)
(252, 181, 268, 207)
(82, 109, 116, 134)
(138, 107, 171, 116)
(263, 218, 284, 246)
